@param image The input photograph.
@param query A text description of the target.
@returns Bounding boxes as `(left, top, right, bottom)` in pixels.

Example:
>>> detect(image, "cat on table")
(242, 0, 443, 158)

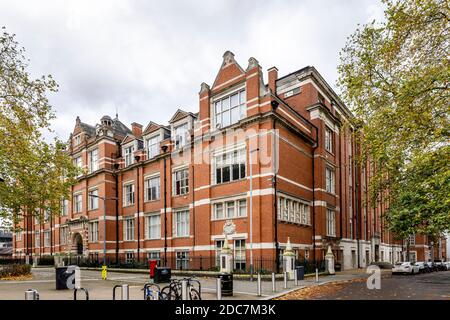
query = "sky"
(0, 0, 385, 141)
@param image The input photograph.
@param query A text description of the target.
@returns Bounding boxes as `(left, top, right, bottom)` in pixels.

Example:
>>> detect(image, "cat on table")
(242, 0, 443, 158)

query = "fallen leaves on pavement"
(275, 278, 366, 300)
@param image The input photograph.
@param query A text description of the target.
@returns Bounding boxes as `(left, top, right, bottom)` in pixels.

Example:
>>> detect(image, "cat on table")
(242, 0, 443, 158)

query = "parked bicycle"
(160, 277, 201, 300)
(142, 283, 167, 300)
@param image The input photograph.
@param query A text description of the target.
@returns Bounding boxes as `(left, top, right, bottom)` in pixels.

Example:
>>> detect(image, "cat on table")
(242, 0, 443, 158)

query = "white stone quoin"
(283, 237, 296, 279)
(325, 245, 336, 275)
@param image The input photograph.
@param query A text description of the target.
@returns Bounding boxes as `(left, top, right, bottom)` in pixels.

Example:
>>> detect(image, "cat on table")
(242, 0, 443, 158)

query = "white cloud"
(0, 0, 384, 141)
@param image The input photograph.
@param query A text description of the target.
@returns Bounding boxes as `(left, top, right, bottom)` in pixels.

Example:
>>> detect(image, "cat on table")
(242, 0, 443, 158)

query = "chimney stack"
(131, 122, 143, 137)
(268, 67, 278, 93)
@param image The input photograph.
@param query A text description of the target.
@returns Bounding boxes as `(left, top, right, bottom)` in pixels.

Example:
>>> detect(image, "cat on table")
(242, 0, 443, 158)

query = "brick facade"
(12, 51, 447, 270)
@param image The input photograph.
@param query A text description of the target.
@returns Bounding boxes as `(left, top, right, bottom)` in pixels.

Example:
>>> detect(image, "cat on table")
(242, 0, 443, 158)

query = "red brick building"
(12, 51, 446, 270)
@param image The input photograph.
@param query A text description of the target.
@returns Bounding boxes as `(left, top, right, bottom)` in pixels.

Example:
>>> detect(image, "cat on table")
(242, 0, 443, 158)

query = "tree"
(0, 27, 79, 231)
(338, 0, 449, 237)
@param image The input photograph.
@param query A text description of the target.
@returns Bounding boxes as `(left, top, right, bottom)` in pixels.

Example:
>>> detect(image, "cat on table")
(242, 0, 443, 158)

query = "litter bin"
(154, 267, 171, 284)
(295, 266, 305, 280)
(335, 262, 342, 272)
(149, 260, 158, 278)
(55, 266, 74, 290)
(219, 273, 233, 296)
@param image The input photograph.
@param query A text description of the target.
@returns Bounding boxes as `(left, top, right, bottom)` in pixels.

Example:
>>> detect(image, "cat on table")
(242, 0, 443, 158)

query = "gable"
(143, 121, 161, 135)
(169, 109, 190, 123)
(121, 134, 135, 145)
(212, 51, 245, 90)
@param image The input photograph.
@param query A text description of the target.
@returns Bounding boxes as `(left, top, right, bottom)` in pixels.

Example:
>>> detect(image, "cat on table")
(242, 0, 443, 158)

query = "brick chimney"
(131, 122, 143, 137)
(268, 67, 278, 93)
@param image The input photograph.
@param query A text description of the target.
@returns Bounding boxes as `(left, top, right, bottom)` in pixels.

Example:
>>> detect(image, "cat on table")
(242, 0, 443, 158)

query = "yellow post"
(102, 265, 107, 280)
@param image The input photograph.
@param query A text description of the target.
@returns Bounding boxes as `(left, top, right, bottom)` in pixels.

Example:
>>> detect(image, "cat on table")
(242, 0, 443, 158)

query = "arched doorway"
(74, 233, 83, 255)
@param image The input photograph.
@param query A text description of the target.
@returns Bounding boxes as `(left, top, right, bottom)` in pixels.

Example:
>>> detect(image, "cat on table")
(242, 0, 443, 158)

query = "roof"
(111, 117, 132, 136)
(169, 109, 197, 124)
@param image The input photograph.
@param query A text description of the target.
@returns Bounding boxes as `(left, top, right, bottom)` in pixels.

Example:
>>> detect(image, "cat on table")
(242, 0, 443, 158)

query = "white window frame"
(325, 126, 333, 153)
(213, 148, 246, 184)
(44, 230, 50, 247)
(176, 251, 190, 269)
(35, 231, 40, 247)
(173, 168, 189, 196)
(61, 199, 69, 216)
(327, 208, 336, 237)
(146, 135, 161, 159)
(145, 176, 160, 202)
(147, 251, 161, 264)
(326, 167, 335, 194)
(89, 221, 99, 243)
(88, 148, 99, 173)
(88, 189, 99, 210)
(125, 252, 134, 264)
(173, 123, 189, 149)
(73, 193, 82, 213)
(213, 88, 246, 129)
(277, 194, 310, 225)
(212, 198, 247, 220)
(234, 239, 246, 270)
(408, 235, 416, 246)
(124, 218, 135, 241)
(123, 183, 135, 207)
(173, 209, 189, 238)
(145, 213, 161, 240)
(124, 145, 135, 167)
(74, 156, 83, 177)
(60, 226, 67, 245)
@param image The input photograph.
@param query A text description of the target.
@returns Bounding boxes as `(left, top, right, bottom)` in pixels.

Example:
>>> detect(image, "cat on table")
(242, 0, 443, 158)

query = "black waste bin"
(335, 262, 342, 272)
(219, 273, 233, 296)
(154, 267, 171, 284)
(295, 266, 305, 280)
(55, 266, 74, 290)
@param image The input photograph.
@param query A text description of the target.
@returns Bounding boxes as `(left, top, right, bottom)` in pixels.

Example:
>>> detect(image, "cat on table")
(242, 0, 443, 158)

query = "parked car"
(444, 262, 450, 270)
(415, 262, 430, 273)
(434, 260, 446, 271)
(369, 261, 393, 269)
(392, 262, 420, 275)
(426, 261, 438, 271)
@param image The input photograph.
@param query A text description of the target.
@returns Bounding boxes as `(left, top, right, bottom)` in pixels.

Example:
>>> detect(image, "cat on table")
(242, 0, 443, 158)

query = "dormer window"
(147, 135, 161, 159)
(174, 123, 189, 149)
(74, 135, 81, 146)
(124, 145, 135, 167)
(214, 89, 246, 129)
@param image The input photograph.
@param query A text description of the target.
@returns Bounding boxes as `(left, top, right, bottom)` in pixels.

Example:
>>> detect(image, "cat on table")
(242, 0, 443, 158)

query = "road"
(279, 271, 450, 300)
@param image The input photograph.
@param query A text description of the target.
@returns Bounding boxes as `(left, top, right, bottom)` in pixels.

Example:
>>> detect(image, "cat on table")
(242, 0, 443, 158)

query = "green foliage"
(0, 263, 31, 278)
(338, 0, 449, 237)
(386, 146, 450, 238)
(0, 27, 80, 228)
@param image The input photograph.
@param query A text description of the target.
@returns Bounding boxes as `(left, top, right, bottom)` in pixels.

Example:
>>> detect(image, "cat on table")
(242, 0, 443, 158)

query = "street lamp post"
(89, 194, 117, 266)
(249, 147, 259, 281)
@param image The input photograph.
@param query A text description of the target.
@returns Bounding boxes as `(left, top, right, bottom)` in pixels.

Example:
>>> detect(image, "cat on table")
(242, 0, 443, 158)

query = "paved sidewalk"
(0, 267, 376, 300)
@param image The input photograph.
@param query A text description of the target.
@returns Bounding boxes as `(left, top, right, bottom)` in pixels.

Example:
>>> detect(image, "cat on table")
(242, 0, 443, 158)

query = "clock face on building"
(223, 220, 236, 236)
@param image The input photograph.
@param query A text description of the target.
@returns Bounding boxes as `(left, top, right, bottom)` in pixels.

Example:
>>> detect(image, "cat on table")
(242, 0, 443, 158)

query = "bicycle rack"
(113, 284, 129, 300)
(143, 283, 161, 300)
(74, 288, 89, 300)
